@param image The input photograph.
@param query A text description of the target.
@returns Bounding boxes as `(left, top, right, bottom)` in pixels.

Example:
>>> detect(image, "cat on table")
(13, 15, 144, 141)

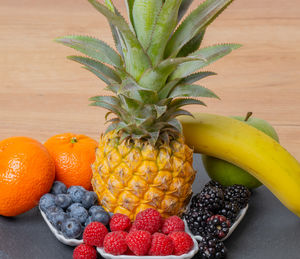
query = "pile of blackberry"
(196, 235, 227, 259)
(185, 180, 251, 258)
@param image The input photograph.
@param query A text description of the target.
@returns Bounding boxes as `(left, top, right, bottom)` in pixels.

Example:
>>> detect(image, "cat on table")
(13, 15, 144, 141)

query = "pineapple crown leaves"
(57, 0, 241, 144)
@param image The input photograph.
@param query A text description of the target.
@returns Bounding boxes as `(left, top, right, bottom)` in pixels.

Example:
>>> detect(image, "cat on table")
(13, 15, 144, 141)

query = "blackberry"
(191, 186, 224, 213)
(218, 201, 239, 223)
(204, 180, 224, 191)
(224, 184, 251, 209)
(197, 235, 227, 259)
(184, 207, 213, 236)
(206, 215, 231, 239)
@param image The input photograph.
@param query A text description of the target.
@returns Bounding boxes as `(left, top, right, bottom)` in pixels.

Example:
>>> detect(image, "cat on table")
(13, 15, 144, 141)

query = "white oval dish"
(40, 207, 83, 246)
(40, 206, 199, 258)
(96, 237, 199, 259)
(184, 204, 248, 241)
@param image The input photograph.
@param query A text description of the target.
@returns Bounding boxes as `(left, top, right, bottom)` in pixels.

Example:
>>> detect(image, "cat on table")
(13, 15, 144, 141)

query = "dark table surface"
(1, 154, 300, 259)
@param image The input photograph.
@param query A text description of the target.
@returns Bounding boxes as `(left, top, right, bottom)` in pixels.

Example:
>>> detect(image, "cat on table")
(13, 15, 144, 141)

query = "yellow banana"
(179, 113, 300, 217)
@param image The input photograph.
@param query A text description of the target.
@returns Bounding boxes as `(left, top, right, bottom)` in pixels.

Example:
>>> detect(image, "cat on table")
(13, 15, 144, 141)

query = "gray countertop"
(1, 154, 300, 259)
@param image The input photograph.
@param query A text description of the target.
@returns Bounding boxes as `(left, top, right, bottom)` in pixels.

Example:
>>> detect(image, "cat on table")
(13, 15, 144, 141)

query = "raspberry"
(129, 223, 139, 232)
(103, 231, 128, 255)
(109, 213, 131, 232)
(162, 216, 185, 235)
(126, 230, 152, 256)
(168, 231, 194, 256)
(135, 208, 162, 234)
(83, 222, 108, 247)
(148, 233, 174, 256)
(73, 244, 97, 259)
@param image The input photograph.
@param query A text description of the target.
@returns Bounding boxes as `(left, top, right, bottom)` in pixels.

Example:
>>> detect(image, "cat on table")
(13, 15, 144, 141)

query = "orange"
(44, 133, 98, 190)
(0, 137, 55, 217)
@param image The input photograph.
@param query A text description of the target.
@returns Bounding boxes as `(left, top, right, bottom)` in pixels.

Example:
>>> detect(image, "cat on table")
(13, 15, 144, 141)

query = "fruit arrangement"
(39, 181, 111, 241)
(73, 208, 198, 259)
(1, 0, 300, 258)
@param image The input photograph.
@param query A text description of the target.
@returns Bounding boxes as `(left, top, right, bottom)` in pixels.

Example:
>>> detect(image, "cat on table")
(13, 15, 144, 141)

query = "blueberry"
(81, 191, 98, 209)
(89, 205, 105, 215)
(91, 210, 110, 225)
(69, 206, 88, 224)
(67, 203, 84, 213)
(67, 186, 86, 203)
(45, 206, 64, 219)
(61, 218, 83, 239)
(85, 216, 93, 227)
(49, 212, 69, 231)
(55, 194, 72, 209)
(39, 193, 56, 212)
(50, 181, 67, 195)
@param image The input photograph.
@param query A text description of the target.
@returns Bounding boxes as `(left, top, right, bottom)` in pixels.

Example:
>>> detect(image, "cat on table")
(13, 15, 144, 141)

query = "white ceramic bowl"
(40, 207, 83, 246)
(40, 207, 199, 258)
(96, 237, 199, 259)
(185, 204, 248, 241)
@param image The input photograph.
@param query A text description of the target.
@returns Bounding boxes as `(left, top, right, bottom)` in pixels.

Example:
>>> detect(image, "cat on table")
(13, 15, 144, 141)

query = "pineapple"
(56, 0, 240, 220)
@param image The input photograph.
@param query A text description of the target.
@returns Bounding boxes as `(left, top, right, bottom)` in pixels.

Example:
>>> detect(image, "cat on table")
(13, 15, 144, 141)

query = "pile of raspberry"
(73, 208, 194, 258)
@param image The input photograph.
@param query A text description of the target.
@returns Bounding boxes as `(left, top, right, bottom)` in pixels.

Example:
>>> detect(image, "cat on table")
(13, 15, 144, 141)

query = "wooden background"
(1, 0, 300, 159)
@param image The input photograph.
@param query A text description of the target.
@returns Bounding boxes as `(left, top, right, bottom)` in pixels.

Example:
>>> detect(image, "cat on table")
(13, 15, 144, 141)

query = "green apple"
(202, 112, 279, 189)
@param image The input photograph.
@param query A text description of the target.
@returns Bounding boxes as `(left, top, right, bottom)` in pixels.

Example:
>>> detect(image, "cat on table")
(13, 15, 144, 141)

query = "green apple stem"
(245, 112, 253, 122)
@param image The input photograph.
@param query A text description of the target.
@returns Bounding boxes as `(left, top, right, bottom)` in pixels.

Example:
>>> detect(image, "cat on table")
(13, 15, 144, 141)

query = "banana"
(179, 113, 300, 217)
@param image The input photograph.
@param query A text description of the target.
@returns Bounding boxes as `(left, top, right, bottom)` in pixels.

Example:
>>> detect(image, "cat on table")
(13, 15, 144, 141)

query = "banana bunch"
(179, 113, 300, 217)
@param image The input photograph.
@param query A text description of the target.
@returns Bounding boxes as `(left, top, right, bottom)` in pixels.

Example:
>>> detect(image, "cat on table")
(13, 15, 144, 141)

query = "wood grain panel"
(1, 0, 299, 159)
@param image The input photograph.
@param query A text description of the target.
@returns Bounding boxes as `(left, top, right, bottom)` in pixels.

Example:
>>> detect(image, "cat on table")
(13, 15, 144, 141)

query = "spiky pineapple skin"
(92, 131, 196, 220)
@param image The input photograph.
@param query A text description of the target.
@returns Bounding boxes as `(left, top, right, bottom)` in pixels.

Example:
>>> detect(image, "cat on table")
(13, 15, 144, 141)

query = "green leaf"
(147, 0, 182, 66)
(104, 0, 115, 11)
(180, 71, 216, 84)
(88, 0, 151, 79)
(169, 98, 207, 109)
(105, 83, 121, 93)
(138, 56, 203, 91)
(82, 66, 111, 85)
(158, 79, 181, 99)
(105, 117, 120, 124)
(170, 44, 242, 80)
(132, 0, 163, 49)
(89, 101, 123, 115)
(109, 22, 124, 58)
(149, 131, 160, 144)
(178, 0, 194, 22)
(168, 118, 183, 132)
(68, 56, 121, 83)
(119, 94, 142, 112)
(154, 105, 167, 118)
(125, 0, 135, 30)
(169, 84, 219, 99)
(89, 95, 120, 106)
(105, 122, 119, 134)
(56, 35, 123, 68)
(171, 109, 194, 118)
(165, 0, 234, 57)
(177, 30, 205, 57)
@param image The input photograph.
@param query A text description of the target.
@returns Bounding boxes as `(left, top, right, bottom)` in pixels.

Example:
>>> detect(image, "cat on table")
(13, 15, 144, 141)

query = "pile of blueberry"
(185, 180, 251, 259)
(39, 181, 111, 240)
